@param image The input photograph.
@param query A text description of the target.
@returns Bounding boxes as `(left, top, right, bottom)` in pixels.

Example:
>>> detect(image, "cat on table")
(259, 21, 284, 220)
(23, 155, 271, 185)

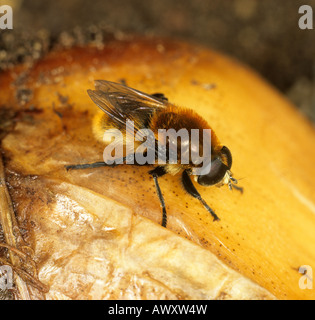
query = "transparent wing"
(95, 80, 164, 108)
(88, 80, 167, 130)
(87, 80, 168, 146)
(94, 80, 166, 109)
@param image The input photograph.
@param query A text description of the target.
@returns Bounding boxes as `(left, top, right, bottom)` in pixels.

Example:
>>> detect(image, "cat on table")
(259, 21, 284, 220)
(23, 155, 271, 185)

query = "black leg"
(65, 154, 145, 171)
(148, 166, 168, 228)
(231, 184, 244, 193)
(182, 170, 220, 221)
(65, 161, 112, 170)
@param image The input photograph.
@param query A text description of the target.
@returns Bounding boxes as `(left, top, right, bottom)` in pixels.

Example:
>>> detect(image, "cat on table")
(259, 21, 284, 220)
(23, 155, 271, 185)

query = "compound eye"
(197, 157, 228, 186)
(220, 146, 232, 169)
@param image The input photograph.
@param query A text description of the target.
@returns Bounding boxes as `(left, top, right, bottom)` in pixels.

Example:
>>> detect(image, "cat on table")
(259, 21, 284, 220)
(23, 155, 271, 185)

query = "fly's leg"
(65, 154, 143, 171)
(148, 166, 168, 227)
(182, 170, 220, 221)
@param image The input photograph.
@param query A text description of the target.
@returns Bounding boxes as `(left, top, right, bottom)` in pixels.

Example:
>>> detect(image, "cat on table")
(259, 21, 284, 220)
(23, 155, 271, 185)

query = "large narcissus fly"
(66, 81, 243, 228)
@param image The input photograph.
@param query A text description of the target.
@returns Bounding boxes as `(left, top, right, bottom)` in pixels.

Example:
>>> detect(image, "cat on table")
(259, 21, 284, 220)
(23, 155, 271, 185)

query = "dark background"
(1, 0, 315, 122)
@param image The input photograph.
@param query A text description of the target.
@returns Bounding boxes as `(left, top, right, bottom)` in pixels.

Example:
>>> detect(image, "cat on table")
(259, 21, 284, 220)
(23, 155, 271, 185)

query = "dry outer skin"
(0, 36, 314, 299)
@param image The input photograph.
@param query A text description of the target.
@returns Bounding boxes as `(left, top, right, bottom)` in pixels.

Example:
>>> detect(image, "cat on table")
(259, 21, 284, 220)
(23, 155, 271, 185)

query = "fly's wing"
(87, 80, 167, 155)
(94, 80, 166, 110)
(88, 80, 166, 133)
